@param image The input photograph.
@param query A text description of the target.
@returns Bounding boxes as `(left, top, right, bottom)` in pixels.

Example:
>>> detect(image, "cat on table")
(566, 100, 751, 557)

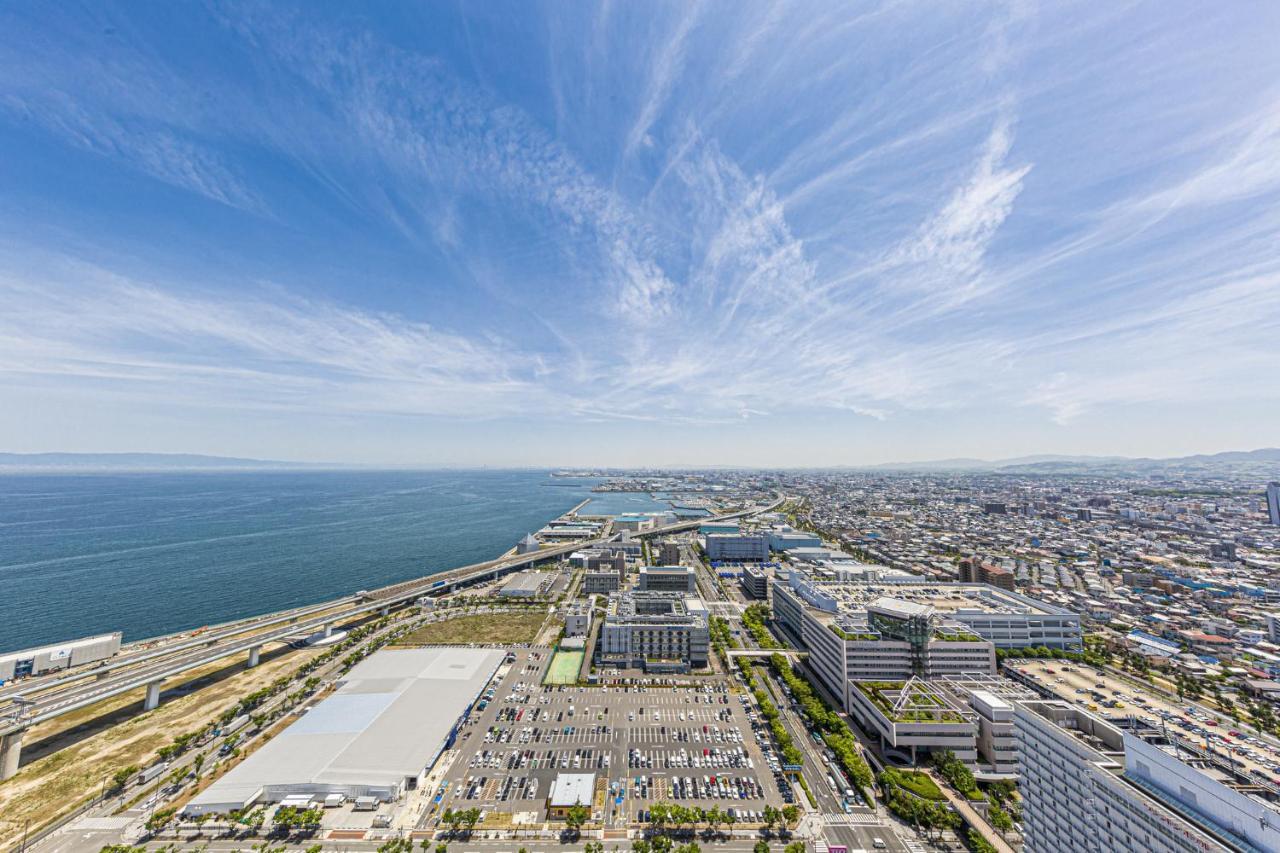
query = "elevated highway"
(0, 495, 780, 778)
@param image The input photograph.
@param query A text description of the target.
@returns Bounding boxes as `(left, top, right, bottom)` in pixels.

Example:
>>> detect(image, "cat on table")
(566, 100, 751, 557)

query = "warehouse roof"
(185, 647, 504, 814)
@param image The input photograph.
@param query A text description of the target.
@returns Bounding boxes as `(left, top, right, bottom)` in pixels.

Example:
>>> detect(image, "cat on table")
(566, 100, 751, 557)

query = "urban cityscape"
(1, 466, 1279, 853)
(3, 3, 1280, 853)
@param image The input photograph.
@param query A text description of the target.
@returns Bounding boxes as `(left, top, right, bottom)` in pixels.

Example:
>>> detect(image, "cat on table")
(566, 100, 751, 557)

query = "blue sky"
(2, 1, 1279, 466)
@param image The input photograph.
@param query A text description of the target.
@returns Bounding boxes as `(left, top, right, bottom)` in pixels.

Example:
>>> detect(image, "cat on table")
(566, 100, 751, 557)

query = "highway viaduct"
(0, 496, 781, 779)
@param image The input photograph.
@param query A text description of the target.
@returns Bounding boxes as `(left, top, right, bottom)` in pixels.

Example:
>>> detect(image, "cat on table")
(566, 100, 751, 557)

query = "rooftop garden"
(854, 681, 966, 724)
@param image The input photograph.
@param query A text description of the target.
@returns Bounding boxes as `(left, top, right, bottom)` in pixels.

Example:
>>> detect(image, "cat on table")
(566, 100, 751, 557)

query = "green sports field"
(544, 648, 584, 684)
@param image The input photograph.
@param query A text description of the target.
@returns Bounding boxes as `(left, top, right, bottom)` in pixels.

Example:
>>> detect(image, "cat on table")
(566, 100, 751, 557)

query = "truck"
(135, 764, 167, 786)
(353, 796, 379, 811)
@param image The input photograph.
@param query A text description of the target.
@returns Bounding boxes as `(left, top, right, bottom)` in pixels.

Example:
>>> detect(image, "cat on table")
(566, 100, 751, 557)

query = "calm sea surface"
(0, 470, 672, 652)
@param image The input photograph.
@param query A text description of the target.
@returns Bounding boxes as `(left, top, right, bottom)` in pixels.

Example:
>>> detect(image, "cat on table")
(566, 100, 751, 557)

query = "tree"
(436, 845, 448, 853)
(110, 766, 140, 791)
(565, 803, 590, 836)
(781, 805, 799, 827)
(633, 840, 652, 853)
(784, 842, 806, 853)
(989, 805, 1014, 837)
(584, 842, 604, 853)
(651, 836, 673, 853)
(193, 753, 206, 778)
(761, 805, 779, 834)
(754, 842, 770, 853)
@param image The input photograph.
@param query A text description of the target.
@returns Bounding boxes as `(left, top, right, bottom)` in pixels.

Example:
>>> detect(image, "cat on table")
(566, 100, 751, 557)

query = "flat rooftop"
(186, 647, 504, 813)
(789, 569, 1072, 621)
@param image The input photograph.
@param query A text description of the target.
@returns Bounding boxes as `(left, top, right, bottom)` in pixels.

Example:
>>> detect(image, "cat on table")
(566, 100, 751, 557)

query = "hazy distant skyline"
(3, 2, 1279, 467)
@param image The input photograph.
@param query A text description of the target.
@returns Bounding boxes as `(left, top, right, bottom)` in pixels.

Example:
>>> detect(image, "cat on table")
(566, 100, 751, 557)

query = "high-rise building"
(658, 540, 682, 566)
(1015, 700, 1277, 852)
(1267, 482, 1280, 526)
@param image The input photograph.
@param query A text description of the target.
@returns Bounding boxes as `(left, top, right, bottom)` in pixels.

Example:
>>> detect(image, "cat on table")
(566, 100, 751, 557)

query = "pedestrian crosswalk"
(821, 812, 881, 826)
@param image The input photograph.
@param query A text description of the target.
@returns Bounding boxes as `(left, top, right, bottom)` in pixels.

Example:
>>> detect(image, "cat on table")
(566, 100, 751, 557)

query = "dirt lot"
(0, 646, 322, 850)
(393, 611, 548, 646)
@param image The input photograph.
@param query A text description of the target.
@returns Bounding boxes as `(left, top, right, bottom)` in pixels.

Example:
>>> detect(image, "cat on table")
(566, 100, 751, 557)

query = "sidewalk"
(925, 771, 1015, 853)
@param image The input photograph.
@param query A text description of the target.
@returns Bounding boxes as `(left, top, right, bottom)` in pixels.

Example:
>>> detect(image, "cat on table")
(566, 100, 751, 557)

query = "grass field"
(544, 649, 585, 684)
(393, 611, 546, 646)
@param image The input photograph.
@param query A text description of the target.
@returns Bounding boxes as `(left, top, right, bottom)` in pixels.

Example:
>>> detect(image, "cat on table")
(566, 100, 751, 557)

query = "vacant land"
(0, 646, 322, 851)
(393, 611, 546, 646)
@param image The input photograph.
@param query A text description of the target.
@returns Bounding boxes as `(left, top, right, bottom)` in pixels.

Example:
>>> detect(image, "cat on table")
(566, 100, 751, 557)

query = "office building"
(705, 532, 768, 562)
(598, 591, 709, 672)
(638, 565, 697, 594)
(1268, 482, 1280, 526)
(564, 598, 594, 638)
(741, 564, 770, 599)
(587, 550, 627, 580)
(582, 572, 621, 594)
(658, 540, 682, 566)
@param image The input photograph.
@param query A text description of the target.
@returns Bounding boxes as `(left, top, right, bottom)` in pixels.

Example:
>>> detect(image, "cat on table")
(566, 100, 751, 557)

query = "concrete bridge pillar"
(247, 645, 261, 668)
(1, 729, 24, 780)
(380, 605, 390, 617)
(144, 680, 164, 712)
(323, 622, 334, 638)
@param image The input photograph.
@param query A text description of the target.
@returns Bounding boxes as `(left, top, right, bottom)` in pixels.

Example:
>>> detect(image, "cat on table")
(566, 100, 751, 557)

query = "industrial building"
(183, 647, 504, 815)
(612, 514, 657, 533)
(637, 565, 696, 594)
(0, 632, 122, 680)
(765, 526, 823, 552)
(499, 570, 553, 598)
(705, 532, 768, 562)
(598, 591, 710, 672)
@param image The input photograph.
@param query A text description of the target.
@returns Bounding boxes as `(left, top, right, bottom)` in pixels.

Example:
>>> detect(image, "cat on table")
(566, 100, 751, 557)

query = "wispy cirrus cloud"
(2, 1, 1280, 461)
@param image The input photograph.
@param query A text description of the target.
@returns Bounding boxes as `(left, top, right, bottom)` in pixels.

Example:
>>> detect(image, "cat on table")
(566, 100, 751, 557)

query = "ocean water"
(0, 470, 609, 652)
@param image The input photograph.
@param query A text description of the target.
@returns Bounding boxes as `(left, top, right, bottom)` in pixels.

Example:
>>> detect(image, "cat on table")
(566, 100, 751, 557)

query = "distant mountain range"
(0, 452, 328, 471)
(861, 448, 1280, 475)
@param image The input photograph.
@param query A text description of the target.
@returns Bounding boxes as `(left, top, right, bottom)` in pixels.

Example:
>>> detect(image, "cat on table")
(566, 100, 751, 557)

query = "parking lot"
(1007, 659, 1280, 787)
(424, 648, 793, 832)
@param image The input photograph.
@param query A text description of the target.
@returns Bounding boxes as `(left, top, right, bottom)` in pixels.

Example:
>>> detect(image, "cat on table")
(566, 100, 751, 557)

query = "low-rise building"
(547, 772, 596, 819)
(582, 572, 621, 594)
(638, 565, 697, 594)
